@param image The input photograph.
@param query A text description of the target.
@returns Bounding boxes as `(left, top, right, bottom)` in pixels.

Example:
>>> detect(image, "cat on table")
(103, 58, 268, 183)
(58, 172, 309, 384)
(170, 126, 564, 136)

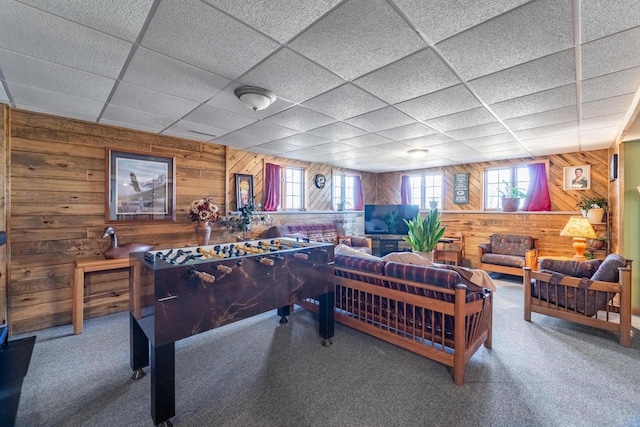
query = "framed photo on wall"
(563, 165, 590, 190)
(106, 149, 176, 222)
(235, 174, 254, 210)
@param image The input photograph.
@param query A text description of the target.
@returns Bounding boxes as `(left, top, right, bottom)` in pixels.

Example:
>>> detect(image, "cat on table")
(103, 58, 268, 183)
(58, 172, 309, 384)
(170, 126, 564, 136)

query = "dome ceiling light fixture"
(234, 86, 277, 111)
(407, 148, 429, 159)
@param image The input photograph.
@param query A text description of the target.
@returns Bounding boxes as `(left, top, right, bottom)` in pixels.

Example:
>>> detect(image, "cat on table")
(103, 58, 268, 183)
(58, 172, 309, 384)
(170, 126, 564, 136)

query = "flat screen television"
(364, 204, 420, 235)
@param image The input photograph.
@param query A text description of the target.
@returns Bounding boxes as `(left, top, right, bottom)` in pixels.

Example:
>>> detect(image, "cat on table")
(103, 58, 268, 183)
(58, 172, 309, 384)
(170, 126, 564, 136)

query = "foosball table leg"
(277, 305, 290, 323)
(318, 291, 335, 346)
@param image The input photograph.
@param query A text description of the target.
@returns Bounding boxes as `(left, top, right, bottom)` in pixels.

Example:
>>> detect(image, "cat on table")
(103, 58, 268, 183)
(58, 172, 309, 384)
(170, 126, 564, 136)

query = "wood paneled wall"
(7, 109, 228, 334)
(1, 105, 8, 326)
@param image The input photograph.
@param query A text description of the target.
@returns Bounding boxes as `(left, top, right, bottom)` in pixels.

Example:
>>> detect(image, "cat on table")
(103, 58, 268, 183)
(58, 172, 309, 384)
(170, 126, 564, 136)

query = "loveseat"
(478, 234, 537, 276)
(524, 254, 632, 346)
(300, 250, 493, 385)
(261, 224, 371, 252)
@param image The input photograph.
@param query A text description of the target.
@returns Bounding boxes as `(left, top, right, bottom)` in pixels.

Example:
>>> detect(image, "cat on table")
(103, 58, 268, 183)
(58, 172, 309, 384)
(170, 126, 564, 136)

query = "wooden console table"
(73, 257, 131, 334)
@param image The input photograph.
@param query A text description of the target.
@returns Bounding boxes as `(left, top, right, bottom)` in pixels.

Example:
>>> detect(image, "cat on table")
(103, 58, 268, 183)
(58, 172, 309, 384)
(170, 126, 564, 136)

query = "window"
(484, 165, 531, 210)
(408, 173, 443, 209)
(283, 166, 305, 210)
(333, 174, 355, 210)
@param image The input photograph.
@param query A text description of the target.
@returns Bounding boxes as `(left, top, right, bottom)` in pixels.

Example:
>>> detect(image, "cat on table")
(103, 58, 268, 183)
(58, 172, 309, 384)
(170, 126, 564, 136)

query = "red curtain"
(353, 175, 364, 210)
(263, 163, 281, 211)
(522, 163, 551, 211)
(400, 175, 411, 204)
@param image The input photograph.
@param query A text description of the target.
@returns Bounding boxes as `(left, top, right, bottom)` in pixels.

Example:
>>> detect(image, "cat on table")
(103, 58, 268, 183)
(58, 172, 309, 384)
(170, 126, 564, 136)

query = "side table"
(73, 257, 131, 334)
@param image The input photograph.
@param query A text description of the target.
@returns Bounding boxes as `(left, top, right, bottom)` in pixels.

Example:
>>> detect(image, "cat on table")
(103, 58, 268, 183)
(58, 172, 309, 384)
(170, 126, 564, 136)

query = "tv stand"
(366, 235, 411, 257)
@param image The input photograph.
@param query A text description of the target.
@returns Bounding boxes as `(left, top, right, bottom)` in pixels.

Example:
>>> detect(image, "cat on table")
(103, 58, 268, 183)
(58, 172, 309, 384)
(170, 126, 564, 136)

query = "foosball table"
(128, 238, 336, 426)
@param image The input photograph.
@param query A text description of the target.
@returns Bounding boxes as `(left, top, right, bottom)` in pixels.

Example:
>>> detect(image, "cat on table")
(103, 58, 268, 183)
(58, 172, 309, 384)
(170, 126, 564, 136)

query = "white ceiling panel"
(581, 26, 640, 80)
(307, 122, 367, 141)
(302, 84, 386, 121)
(240, 48, 344, 104)
(19, 0, 154, 42)
(101, 104, 175, 132)
(264, 106, 335, 132)
(110, 82, 199, 119)
(468, 49, 575, 105)
(141, 0, 278, 79)
(345, 107, 415, 133)
(289, 0, 425, 80)
(2, 0, 639, 172)
(396, 84, 481, 121)
(353, 49, 461, 104)
(0, 0, 132, 78)
(490, 84, 577, 120)
(0, 48, 114, 102)
(204, 0, 342, 43)
(123, 48, 230, 103)
(581, 0, 640, 43)
(376, 123, 437, 141)
(435, 0, 573, 80)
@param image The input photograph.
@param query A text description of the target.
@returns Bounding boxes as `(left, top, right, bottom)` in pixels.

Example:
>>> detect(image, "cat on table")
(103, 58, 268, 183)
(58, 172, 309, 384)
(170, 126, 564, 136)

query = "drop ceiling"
(1, 0, 639, 172)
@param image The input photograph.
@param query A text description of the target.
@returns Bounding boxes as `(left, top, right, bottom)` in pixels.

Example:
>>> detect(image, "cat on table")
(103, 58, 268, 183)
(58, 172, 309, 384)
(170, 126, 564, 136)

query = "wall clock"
(314, 174, 326, 189)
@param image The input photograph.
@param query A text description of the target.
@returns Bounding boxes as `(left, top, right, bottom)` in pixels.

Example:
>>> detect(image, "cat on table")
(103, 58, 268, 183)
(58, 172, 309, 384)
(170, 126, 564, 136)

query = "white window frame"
(408, 173, 444, 210)
(333, 173, 356, 211)
(483, 162, 544, 211)
(282, 166, 306, 210)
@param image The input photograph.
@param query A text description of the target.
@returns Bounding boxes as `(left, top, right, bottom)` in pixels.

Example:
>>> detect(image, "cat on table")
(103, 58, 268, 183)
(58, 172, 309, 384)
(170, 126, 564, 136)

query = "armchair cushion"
(490, 234, 534, 256)
(538, 258, 602, 278)
(481, 253, 525, 268)
(591, 253, 627, 282)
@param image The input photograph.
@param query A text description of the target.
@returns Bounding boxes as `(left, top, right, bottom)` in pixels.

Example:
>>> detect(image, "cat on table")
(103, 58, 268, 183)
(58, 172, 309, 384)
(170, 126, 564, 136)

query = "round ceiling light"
(407, 149, 429, 159)
(234, 86, 277, 111)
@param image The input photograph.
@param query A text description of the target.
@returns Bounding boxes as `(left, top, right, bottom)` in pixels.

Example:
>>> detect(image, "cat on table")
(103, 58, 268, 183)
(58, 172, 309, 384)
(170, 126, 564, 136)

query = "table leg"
(130, 312, 148, 379)
(277, 305, 290, 324)
(73, 267, 84, 334)
(151, 341, 175, 426)
(318, 291, 334, 347)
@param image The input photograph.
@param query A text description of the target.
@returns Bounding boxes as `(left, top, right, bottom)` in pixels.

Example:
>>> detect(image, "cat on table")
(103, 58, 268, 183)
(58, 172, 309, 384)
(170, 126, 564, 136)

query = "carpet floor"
(12, 277, 640, 427)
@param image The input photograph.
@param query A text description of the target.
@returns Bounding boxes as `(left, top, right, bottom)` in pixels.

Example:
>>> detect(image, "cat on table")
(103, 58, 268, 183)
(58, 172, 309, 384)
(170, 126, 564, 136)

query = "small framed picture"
(563, 165, 590, 190)
(235, 174, 254, 210)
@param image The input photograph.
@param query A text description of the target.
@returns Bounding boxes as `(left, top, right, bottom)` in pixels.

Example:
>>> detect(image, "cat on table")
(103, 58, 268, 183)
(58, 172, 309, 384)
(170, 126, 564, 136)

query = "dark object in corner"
(101, 227, 153, 259)
(0, 335, 36, 427)
(0, 231, 6, 246)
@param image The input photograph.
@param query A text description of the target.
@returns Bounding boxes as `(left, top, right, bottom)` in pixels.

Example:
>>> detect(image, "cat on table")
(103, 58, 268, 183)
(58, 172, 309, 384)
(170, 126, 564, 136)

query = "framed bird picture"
(106, 148, 176, 222)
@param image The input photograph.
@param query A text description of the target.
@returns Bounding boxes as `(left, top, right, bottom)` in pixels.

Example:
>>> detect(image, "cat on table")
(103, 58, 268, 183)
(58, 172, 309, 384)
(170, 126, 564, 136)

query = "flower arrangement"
(188, 197, 222, 223)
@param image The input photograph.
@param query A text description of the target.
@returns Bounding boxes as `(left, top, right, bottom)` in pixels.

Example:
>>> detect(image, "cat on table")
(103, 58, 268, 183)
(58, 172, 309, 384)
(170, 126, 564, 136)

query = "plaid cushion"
(334, 254, 385, 286)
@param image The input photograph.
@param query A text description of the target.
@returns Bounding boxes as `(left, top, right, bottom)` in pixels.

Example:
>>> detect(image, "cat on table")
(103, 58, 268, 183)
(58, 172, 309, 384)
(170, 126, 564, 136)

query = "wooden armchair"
(477, 234, 537, 276)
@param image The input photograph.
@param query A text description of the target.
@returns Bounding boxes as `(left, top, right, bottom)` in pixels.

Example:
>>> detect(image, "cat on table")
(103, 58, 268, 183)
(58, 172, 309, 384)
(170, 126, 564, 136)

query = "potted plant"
(576, 196, 607, 224)
(402, 208, 446, 261)
(589, 236, 608, 250)
(498, 180, 527, 212)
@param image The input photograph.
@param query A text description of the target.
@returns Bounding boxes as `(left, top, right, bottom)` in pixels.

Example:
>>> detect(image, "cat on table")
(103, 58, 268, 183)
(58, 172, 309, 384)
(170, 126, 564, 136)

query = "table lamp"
(560, 216, 597, 260)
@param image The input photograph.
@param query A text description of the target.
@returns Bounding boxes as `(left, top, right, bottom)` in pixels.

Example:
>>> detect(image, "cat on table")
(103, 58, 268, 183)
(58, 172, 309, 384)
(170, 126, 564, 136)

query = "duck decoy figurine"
(101, 226, 153, 259)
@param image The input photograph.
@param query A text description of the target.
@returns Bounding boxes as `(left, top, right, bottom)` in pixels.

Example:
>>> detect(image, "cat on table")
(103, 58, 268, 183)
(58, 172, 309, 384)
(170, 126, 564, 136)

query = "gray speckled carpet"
(12, 277, 640, 427)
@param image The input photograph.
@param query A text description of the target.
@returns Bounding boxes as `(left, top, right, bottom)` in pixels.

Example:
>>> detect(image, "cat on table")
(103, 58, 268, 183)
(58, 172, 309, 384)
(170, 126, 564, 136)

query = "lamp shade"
(234, 86, 276, 111)
(560, 216, 597, 238)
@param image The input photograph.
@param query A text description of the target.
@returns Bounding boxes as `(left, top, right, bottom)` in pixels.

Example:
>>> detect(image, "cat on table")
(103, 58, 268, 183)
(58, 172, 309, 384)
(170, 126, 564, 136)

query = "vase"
(501, 197, 519, 212)
(586, 208, 605, 224)
(194, 221, 212, 246)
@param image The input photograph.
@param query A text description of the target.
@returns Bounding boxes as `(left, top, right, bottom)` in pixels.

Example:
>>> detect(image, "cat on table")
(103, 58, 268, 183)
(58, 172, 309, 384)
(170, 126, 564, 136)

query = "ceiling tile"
(240, 48, 344, 104)
(264, 106, 335, 132)
(345, 107, 415, 132)
(581, 93, 635, 119)
(100, 119, 161, 134)
(213, 131, 273, 149)
(581, 66, 640, 103)
(285, 142, 358, 158)
(252, 140, 304, 154)
(289, 0, 425, 80)
(503, 106, 577, 131)
(307, 122, 367, 141)
(402, 133, 456, 148)
(206, 84, 294, 119)
(469, 49, 575, 105)
(162, 120, 229, 141)
(269, 133, 330, 148)
(0, 48, 114, 101)
(123, 48, 230, 103)
(446, 122, 509, 141)
(9, 82, 103, 121)
(375, 123, 437, 141)
(302, 84, 386, 121)
(426, 142, 469, 156)
(425, 107, 496, 133)
(204, 0, 342, 43)
(353, 49, 461, 104)
(395, 84, 481, 121)
(436, 0, 573, 80)
(0, 1, 132, 78)
(515, 121, 577, 140)
(522, 132, 579, 152)
(580, 126, 619, 148)
(490, 84, 576, 120)
(110, 82, 199, 119)
(394, 0, 529, 43)
(581, 113, 626, 131)
(181, 104, 258, 132)
(458, 132, 516, 147)
(581, 26, 640, 80)
(581, 0, 640, 43)
(236, 121, 299, 141)
(19, 0, 154, 42)
(485, 149, 533, 159)
(101, 104, 175, 132)
(338, 134, 393, 148)
(471, 142, 524, 153)
(141, 0, 278, 79)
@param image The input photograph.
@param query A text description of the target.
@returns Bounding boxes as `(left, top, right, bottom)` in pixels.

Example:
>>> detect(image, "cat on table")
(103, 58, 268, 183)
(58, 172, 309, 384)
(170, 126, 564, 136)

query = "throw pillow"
(338, 236, 352, 246)
(591, 253, 627, 283)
